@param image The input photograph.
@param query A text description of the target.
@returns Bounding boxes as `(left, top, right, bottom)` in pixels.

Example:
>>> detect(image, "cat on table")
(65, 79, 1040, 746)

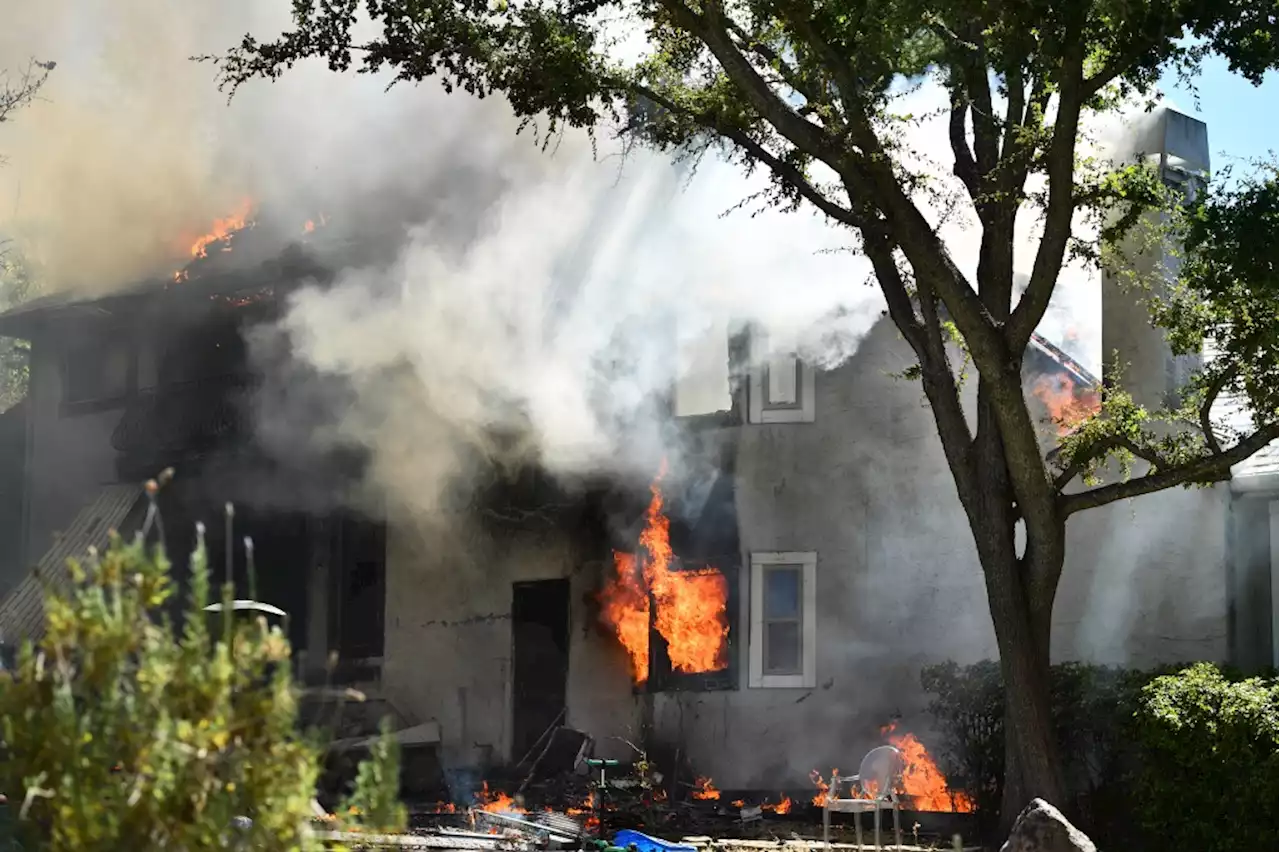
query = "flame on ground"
(1032, 372, 1101, 437)
(881, 722, 974, 813)
(762, 794, 792, 814)
(473, 781, 526, 814)
(598, 459, 729, 684)
(692, 776, 720, 800)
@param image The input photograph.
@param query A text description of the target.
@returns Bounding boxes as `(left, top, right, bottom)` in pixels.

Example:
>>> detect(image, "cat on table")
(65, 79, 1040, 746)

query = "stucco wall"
(381, 317, 1232, 788)
(382, 514, 643, 768)
(653, 322, 1229, 788)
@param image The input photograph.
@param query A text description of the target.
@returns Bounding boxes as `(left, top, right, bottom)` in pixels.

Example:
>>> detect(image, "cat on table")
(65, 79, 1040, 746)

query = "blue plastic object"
(612, 830, 697, 852)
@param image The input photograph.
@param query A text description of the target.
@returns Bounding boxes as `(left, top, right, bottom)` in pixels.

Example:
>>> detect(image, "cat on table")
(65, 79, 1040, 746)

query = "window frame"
(746, 332, 815, 424)
(60, 336, 136, 415)
(748, 551, 817, 688)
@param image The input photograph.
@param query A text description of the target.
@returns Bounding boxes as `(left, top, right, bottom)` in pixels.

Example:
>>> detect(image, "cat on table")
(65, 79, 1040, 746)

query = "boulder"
(1000, 799, 1096, 852)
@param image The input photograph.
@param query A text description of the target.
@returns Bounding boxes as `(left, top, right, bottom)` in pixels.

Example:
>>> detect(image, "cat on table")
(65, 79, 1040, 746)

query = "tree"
(211, 0, 1279, 827)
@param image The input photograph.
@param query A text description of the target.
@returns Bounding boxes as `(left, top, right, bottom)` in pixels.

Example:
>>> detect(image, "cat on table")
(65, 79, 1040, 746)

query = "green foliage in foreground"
(923, 660, 1279, 848)
(0, 505, 406, 851)
(1133, 662, 1279, 852)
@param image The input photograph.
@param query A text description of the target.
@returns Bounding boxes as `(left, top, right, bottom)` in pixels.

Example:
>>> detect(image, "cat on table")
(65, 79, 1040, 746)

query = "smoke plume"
(2, 2, 1147, 518)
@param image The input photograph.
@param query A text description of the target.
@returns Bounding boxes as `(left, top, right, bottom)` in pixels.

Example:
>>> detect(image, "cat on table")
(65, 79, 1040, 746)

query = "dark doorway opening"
(511, 579, 571, 761)
(334, 513, 386, 661)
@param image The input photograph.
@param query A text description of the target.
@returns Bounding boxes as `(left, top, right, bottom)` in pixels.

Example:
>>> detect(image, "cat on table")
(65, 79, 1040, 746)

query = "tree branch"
(949, 95, 979, 196)
(624, 81, 867, 229)
(1050, 434, 1166, 493)
(662, 0, 845, 170)
(866, 232, 980, 512)
(1006, 19, 1087, 351)
(863, 232, 925, 356)
(1059, 425, 1279, 516)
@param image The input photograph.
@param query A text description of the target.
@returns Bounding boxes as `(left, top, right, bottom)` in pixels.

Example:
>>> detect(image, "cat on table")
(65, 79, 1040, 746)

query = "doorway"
(510, 579, 571, 761)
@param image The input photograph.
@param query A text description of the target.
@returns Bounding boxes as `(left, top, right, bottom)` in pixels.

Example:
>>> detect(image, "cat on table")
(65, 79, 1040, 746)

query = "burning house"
(0, 105, 1275, 825)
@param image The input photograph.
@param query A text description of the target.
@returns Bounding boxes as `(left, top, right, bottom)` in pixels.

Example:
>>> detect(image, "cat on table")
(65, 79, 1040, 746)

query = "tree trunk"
(982, 546, 1066, 835)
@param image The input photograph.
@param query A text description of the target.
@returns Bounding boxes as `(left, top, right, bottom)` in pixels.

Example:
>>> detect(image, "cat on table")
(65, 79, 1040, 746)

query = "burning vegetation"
(598, 460, 730, 685)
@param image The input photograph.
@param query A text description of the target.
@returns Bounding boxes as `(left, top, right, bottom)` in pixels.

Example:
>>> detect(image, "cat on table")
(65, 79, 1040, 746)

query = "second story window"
(747, 330, 815, 424)
(63, 338, 132, 410)
(158, 319, 247, 386)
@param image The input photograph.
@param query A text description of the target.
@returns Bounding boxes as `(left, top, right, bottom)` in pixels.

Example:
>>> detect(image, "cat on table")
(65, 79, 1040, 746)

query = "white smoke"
(1, 1, 1151, 517)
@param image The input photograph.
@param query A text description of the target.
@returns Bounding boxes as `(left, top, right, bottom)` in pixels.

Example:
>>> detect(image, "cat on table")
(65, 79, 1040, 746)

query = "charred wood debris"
(315, 720, 976, 851)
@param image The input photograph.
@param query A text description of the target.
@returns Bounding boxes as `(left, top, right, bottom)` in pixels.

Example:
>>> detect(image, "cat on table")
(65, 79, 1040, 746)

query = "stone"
(999, 799, 1096, 852)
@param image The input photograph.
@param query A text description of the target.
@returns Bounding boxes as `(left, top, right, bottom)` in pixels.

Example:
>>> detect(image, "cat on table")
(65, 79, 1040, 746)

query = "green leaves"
(0, 518, 344, 850)
(1157, 164, 1279, 436)
(1133, 663, 1279, 852)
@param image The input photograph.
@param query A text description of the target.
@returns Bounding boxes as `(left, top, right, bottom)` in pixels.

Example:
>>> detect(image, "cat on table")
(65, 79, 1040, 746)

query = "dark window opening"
(159, 319, 247, 387)
(644, 555, 739, 694)
(63, 338, 133, 408)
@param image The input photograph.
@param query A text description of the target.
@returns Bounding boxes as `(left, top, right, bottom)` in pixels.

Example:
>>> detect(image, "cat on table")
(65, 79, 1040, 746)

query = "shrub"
(0, 490, 406, 850)
(1132, 662, 1278, 852)
(921, 661, 1159, 845)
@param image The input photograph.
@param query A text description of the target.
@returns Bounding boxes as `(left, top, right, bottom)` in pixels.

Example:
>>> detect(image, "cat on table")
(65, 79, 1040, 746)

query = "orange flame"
(597, 459, 729, 684)
(763, 794, 793, 814)
(809, 769, 837, 806)
(600, 552, 651, 682)
(473, 781, 527, 814)
(692, 776, 720, 801)
(1032, 372, 1101, 437)
(880, 722, 974, 813)
(189, 198, 254, 259)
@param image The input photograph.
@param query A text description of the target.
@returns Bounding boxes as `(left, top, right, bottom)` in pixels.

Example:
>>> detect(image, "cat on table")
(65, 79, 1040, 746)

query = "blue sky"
(1160, 56, 1279, 170)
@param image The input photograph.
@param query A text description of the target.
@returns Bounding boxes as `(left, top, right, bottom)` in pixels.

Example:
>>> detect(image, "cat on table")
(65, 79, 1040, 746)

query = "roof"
(1232, 438, 1280, 482)
(1026, 333, 1099, 387)
(0, 483, 147, 644)
(0, 238, 347, 338)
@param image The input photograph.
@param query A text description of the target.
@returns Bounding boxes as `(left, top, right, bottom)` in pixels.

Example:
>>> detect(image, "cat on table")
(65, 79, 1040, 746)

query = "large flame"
(188, 198, 255, 259)
(598, 459, 729, 684)
(881, 722, 974, 813)
(1032, 372, 1101, 437)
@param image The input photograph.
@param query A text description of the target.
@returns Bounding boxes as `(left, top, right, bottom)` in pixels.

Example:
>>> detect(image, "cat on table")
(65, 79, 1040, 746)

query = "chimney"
(1101, 107, 1209, 411)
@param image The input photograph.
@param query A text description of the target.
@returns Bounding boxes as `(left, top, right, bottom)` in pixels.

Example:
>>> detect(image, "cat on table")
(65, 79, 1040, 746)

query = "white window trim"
(749, 551, 817, 688)
(747, 333, 816, 424)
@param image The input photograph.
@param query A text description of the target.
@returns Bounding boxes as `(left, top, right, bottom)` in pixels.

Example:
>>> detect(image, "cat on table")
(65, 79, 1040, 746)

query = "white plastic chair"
(821, 745, 904, 851)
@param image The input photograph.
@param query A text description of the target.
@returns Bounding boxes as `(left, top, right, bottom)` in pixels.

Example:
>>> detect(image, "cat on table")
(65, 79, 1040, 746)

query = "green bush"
(1132, 663, 1278, 852)
(921, 661, 1162, 845)
(0, 494, 406, 850)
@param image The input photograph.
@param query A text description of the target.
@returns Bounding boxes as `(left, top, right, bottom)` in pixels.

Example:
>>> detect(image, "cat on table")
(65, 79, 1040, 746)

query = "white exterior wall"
(381, 514, 643, 768)
(381, 317, 1232, 787)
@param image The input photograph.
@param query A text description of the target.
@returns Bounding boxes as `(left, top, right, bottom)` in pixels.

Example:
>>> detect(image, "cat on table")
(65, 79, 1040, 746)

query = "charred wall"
(381, 475, 647, 769)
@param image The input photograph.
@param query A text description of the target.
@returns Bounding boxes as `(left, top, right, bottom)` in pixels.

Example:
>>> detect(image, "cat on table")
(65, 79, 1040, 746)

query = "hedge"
(1132, 662, 1278, 852)
(921, 660, 1278, 849)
